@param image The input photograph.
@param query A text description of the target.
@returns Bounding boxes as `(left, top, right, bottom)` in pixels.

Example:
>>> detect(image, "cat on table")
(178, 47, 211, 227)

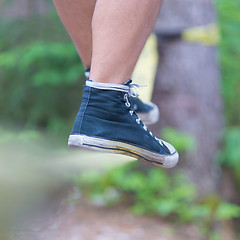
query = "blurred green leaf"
(215, 202, 240, 220)
(0, 30, 84, 133)
(162, 127, 196, 152)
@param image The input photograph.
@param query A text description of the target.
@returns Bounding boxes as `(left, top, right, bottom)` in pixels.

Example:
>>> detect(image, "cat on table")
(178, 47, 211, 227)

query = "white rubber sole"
(137, 102, 160, 125)
(68, 135, 179, 169)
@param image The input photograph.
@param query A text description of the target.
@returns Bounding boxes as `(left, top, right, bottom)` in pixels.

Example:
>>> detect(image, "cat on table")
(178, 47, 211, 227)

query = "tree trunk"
(152, 0, 224, 195)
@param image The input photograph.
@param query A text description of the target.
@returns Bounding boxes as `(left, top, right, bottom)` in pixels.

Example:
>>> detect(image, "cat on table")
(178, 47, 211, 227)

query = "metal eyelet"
(136, 118, 141, 124)
(124, 94, 131, 107)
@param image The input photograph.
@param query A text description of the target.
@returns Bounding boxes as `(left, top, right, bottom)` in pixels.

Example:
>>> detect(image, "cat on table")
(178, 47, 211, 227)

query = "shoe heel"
(68, 135, 84, 148)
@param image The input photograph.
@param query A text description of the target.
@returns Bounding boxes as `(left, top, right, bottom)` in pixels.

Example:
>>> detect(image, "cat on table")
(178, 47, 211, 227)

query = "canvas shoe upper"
(85, 68, 159, 125)
(68, 80, 179, 168)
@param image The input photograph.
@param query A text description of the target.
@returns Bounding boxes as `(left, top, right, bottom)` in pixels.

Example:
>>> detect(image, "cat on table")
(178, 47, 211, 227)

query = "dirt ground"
(12, 187, 202, 240)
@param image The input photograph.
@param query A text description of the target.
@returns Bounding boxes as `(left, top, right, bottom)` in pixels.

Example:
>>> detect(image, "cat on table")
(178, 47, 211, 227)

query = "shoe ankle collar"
(86, 80, 130, 93)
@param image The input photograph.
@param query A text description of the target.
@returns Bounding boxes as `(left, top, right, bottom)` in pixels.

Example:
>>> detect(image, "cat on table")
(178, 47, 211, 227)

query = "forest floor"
(12, 186, 202, 240)
(1, 132, 203, 240)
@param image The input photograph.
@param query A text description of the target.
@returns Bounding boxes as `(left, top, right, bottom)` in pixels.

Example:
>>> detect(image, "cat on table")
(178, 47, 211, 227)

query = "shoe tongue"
(123, 79, 132, 86)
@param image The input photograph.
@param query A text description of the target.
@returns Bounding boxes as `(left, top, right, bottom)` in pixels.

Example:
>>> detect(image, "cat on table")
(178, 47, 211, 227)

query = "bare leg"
(53, 0, 162, 83)
(52, 0, 96, 69)
(53, 0, 178, 168)
(90, 0, 162, 83)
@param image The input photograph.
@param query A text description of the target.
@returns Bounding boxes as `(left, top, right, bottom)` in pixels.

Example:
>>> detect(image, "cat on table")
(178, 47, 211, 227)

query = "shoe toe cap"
(161, 140, 177, 155)
(164, 151, 179, 168)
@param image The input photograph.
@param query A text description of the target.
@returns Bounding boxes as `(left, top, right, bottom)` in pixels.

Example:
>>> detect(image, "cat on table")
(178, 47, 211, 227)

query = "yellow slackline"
(132, 23, 220, 101)
(182, 23, 220, 46)
(132, 34, 158, 102)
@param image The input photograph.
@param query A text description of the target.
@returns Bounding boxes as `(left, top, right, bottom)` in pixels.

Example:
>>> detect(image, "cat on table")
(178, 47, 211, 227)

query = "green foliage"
(217, 0, 240, 164)
(215, 202, 240, 220)
(0, 126, 65, 150)
(0, 17, 85, 134)
(162, 127, 196, 152)
(0, 127, 41, 145)
(0, 15, 70, 51)
(216, 0, 240, 194)
(219, 127, 240, 167)
(73, 162, 240, 224)
(217, 0, 240, 125)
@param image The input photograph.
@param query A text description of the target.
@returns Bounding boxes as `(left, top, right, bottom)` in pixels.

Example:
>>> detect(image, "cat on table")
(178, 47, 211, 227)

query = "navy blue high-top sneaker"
(68, 80, 179, 168)
(85, 68, 159, 125)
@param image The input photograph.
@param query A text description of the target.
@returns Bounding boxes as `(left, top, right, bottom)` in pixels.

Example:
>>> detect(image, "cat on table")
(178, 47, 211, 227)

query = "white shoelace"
(129, 83, 147, 98)
(123, 92, 163, 147)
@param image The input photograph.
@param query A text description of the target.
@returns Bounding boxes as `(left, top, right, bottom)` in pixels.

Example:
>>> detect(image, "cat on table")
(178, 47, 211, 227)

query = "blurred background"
(0, 0, 240, 239)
